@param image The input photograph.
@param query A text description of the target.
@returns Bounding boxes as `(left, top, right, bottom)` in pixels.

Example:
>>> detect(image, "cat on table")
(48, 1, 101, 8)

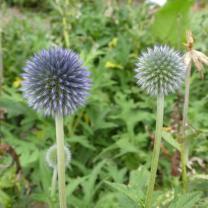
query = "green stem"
(145, 95, 164, 208)
(181, 63, 191, 192)
(0, 24, 3, 92)
(181, 142, 188, 192)
(55, 115, 67, 208)
(51, 168, 58, 198)
(62, 17, 70, 48)
(62, 0, 70, 48)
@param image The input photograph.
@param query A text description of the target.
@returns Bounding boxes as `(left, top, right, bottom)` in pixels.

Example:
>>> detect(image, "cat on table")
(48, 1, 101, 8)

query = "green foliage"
(168, 192, 202, 208)
(162, 131, 180, 151)
(106, 167, 149, 208)
(5, 0, 51, 9)
(3, 14, 52, 85)
(1, 0, 208, 207)
(151, 0, 194, 47)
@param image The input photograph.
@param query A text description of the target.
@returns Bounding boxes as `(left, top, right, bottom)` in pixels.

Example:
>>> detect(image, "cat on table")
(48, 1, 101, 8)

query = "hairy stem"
(181, 63, 191, 192)
(55, 115, 67, 208)
(145, 95, 164, 208)
(0, 23, 3, 91)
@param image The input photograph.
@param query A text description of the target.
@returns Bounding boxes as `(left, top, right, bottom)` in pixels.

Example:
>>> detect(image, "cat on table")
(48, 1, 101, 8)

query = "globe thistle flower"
(21, 47, 91, 117)
(46, 144, 71, 169)
(135, 45, 186, 96)
(135, 45, 186, 208)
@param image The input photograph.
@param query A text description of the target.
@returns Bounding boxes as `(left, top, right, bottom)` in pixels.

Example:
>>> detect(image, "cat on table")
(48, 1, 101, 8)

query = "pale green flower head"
(135, 45, 186, 96)
(46, 144, 72, 169)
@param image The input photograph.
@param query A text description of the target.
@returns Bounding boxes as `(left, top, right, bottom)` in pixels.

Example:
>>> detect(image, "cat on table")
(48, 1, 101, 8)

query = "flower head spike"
(135, 45, 186, 96)
(46, 144, 71, 169)
(21, 47, 91, 117)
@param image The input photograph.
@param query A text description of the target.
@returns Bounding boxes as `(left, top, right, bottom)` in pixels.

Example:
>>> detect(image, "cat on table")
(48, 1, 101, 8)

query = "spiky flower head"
(46, 144, 71, 169)
(21, 47, 91, 117)
(135, 45, 186, 96)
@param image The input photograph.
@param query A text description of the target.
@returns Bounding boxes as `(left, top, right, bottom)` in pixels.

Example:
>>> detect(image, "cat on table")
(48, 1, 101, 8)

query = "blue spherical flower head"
(21, 47, 91, 117)
(135, 45, 186, 96)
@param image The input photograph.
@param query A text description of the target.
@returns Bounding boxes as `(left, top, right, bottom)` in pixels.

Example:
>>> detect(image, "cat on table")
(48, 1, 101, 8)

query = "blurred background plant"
(0, 0, 208, 207)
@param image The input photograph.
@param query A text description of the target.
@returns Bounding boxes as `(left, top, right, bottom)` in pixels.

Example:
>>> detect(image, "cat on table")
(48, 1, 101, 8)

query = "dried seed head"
(46, 144, 71, 169)
(184, 31, 208, 79)
(135, 45, 186, 96)
(21, 47, 91, 117)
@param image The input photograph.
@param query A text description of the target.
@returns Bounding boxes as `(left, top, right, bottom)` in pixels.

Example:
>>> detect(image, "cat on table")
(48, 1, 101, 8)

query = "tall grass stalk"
(62, 16, 70, 48)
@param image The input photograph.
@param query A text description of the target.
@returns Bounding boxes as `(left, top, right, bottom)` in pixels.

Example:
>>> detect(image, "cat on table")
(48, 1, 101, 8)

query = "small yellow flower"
(108, 37, 118, 48)
(163, 127, 172, 132)
(13, 77, 22, 88)
(105, 61, 123, 69)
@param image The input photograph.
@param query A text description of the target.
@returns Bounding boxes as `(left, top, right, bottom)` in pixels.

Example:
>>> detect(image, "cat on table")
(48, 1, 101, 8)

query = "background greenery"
(0, 0, 208, 207)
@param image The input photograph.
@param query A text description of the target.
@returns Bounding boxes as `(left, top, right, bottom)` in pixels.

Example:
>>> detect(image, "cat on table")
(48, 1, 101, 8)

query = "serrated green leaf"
(66, 135, 96, 150)
(169, 192, 202, 208)
(162, 131, 180, 151)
